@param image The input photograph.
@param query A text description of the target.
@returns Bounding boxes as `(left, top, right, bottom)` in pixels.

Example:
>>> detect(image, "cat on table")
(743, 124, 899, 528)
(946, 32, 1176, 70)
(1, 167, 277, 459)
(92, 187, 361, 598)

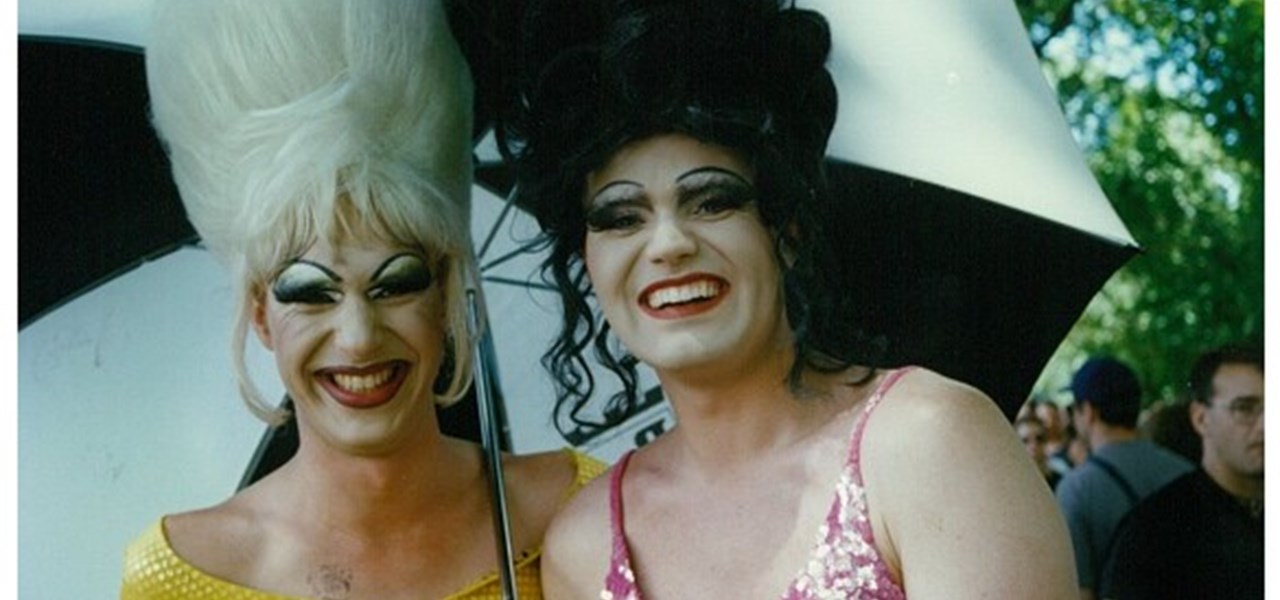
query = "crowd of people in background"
(1013, 344, 1263, 600)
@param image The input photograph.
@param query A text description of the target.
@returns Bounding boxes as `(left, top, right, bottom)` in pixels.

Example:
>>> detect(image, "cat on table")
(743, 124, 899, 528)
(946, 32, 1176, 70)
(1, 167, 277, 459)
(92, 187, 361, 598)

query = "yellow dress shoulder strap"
(120, 519, 299, 600)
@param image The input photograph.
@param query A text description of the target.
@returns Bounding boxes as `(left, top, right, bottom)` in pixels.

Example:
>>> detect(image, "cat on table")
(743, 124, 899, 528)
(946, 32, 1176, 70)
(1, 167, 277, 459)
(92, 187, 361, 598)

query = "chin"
(643, 344, 734, 373)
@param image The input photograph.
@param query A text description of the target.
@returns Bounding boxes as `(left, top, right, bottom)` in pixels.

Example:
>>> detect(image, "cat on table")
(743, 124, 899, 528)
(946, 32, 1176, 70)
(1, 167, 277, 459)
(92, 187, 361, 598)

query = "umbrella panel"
(19, 37, 195, 327)
(822, 161, 1136, 418)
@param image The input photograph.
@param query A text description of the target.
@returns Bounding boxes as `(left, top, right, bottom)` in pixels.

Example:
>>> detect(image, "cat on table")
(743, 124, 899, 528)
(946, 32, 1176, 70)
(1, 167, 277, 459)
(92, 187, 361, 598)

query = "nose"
(333, 298, 382, 358)
(644, 215, 697, 265)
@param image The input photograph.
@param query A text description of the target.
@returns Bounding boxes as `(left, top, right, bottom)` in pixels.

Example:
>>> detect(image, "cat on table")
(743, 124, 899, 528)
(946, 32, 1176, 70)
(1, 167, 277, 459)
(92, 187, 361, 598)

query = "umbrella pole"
(466, 290, 519, 600)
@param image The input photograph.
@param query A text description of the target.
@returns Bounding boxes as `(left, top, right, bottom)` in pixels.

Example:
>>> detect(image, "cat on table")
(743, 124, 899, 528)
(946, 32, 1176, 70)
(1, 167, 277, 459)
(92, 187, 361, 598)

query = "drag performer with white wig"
(121, 1, 602, 598)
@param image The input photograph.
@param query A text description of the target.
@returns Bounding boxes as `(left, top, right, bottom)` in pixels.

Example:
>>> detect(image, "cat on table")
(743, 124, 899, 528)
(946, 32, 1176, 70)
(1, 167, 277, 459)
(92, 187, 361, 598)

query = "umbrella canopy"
(793, 0, 1139, 416)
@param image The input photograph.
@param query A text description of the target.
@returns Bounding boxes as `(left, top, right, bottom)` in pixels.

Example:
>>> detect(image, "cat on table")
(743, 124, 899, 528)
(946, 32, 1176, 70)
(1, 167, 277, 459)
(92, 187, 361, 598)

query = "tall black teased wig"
(498, 0, 880, 439)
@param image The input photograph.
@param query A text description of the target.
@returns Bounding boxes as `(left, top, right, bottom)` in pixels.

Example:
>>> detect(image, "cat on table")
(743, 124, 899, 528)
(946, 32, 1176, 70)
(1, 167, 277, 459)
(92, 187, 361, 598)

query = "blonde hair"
(147, 0, 477, 423)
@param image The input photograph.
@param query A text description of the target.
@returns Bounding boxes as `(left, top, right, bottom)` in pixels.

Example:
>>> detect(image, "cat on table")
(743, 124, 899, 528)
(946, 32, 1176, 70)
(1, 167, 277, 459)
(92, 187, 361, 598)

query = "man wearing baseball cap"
(1054, 357, 1194, 600)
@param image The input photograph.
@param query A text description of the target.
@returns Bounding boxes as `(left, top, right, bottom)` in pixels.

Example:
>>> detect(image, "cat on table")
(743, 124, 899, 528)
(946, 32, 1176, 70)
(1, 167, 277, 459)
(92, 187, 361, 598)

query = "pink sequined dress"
(602, 368, 913, 600)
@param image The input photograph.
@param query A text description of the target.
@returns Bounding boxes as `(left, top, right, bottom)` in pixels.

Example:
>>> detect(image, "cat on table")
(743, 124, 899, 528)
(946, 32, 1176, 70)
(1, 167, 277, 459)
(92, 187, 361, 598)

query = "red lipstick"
(316, 361, 409, 409)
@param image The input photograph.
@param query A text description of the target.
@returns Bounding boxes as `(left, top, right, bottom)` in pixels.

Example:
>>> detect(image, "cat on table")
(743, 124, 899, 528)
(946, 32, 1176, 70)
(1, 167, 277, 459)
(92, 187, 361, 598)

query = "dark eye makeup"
(272, 261, 342, 304)
(584, 167, 755, 232)
(585, 183, 646, 232)
(677, 168, 756, 215)
(270, 253, 433, 304)
(368, 253, 434, 299)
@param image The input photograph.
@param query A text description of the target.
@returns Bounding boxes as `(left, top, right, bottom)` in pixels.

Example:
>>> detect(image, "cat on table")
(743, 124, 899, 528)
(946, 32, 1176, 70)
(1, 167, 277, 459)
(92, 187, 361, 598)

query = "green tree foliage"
(1015, 0, 1263, 404)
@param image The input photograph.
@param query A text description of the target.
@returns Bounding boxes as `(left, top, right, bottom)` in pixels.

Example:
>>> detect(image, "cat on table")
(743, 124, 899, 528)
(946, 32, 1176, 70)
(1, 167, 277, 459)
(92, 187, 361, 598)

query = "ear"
(1189, 401, 1208, 437)
(251, 293, 275, 351)
(1074, 402, 1095, 428)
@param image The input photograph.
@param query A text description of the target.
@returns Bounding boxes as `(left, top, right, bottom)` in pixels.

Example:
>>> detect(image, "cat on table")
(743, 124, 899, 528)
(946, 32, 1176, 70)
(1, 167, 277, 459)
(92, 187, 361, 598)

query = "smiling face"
(253, 233, 447, 456)
(582, 133, 790, 376)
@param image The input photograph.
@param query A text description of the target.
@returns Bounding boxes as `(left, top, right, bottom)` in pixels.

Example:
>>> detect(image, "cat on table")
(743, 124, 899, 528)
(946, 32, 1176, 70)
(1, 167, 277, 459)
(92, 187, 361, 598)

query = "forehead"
(294, 232, 421, 267)
(586, 133, 754, 196)
(1016, 420, 1045, 433)
(1212, 362, 1264, 398)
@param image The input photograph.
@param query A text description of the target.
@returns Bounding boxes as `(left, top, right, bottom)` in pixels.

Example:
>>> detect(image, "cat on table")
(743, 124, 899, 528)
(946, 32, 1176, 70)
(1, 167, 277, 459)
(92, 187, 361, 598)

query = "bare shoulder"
(505, 450, 577, 499)
(162, 492, 266, 579)
(862, 367, 1034, 495)
(540, 463, 614, 600)
(864, 367, 1009, 452)
(504, 448, 605, 512)
(860, 368, 1076, 598)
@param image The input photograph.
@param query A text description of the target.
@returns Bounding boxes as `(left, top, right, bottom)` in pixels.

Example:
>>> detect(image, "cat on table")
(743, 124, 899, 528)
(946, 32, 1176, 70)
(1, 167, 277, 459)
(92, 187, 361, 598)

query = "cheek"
(583, 237, 624, 295)
(394, 296, 448, 347)
(265, 306, 319, 352)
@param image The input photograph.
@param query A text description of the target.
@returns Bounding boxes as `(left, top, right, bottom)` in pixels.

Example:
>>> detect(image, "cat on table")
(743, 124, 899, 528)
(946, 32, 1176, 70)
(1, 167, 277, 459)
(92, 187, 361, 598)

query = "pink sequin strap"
(782, 366, 915, 600)
(849, 366, 915, 471)
(604, 451, 642, 599)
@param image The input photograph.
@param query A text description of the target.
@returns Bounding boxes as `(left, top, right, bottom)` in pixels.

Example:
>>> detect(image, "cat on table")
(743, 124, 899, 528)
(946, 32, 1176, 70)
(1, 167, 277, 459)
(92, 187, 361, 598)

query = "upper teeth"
(647, 280, 720, 309)
(333, 368, 394, 393)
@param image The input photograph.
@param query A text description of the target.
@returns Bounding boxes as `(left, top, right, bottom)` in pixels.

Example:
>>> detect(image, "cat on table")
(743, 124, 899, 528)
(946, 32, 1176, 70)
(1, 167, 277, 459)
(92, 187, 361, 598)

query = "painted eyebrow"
(370, 252, 427, 281)
(675, 166, 752, 187)
(588, 180, 644, 207)
(589, 167, 752, 205)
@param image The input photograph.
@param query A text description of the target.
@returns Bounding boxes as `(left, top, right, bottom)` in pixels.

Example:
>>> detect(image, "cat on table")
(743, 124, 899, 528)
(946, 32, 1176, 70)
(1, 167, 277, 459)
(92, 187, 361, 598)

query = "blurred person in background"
(1100, 344, 1263, 599)
(1054, 357, 1194, 600)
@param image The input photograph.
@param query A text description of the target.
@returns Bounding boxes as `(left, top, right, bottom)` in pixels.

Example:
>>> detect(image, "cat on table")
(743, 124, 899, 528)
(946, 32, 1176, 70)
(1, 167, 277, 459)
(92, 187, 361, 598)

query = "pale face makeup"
(255, 234, 447, 456)
(582, 133, 791, 376)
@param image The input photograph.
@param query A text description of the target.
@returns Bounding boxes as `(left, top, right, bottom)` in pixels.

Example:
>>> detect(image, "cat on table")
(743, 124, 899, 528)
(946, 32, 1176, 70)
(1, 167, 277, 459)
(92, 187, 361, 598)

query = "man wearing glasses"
(1100, 345, 1264, 600)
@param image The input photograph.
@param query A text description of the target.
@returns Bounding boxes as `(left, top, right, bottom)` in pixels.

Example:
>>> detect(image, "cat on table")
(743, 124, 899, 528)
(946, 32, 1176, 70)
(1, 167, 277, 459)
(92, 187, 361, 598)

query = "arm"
(540, 476, 613, 600)
(862, 370, 1077, 599)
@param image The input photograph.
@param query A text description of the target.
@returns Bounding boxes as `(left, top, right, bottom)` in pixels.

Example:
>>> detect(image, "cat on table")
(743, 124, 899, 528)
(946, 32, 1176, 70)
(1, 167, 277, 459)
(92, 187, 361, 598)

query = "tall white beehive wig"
(147, 0, 477, 423)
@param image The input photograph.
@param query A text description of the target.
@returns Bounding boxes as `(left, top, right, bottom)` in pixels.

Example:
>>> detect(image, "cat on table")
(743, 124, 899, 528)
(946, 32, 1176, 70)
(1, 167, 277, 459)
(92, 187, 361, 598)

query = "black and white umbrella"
(19, 0, 1139, 596)
(795, 0, 1139, 416)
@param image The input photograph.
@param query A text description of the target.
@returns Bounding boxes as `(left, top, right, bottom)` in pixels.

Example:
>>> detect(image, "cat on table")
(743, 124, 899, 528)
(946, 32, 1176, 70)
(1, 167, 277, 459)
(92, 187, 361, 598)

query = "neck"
(654, 355, 868, 476)
(1089, 423, 1137, 449)
(278, 429, 484, 537)
(1203, 457, 1265, 503)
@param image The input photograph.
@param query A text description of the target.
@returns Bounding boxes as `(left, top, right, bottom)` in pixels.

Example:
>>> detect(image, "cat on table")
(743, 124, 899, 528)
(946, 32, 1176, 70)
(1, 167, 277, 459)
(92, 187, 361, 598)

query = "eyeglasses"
(1215, 396, 1264, 425)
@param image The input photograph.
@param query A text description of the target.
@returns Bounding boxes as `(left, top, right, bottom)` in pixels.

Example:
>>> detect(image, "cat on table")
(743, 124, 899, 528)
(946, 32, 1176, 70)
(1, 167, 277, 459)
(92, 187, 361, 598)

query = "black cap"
(1069, 357, 1141, 411)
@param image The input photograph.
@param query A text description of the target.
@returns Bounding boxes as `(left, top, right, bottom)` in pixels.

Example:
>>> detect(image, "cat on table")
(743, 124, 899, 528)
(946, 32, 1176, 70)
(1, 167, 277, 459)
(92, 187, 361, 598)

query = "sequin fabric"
(602, 369, 913, 600)
(121, 449, 605, 600)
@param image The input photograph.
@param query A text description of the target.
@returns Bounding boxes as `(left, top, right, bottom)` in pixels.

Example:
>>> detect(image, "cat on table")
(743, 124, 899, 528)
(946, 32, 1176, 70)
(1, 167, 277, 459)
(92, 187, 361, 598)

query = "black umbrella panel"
(821, 162, 1136, 419)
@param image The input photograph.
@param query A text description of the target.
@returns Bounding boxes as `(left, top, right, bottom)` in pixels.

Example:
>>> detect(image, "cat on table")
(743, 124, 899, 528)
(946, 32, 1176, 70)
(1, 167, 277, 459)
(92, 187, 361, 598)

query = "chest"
(620, 460, 852, 599)
(236, 504, 504, 599)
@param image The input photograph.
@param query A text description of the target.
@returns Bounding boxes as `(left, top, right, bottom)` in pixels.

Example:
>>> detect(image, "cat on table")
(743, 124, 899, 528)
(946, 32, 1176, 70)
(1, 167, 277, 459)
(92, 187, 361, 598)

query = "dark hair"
(1188, 343, 1263, 405)
(1139, 399, 1200, 463)
(499, 0, 877, 438)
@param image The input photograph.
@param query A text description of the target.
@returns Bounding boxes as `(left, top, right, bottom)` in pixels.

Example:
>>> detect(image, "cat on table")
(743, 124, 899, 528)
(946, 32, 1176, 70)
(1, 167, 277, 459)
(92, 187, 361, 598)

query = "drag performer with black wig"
(498, 0, 1077, 597)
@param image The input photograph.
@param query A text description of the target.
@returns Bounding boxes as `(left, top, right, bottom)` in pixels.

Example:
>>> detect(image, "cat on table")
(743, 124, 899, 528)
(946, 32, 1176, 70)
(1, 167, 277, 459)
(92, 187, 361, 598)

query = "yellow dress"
(120, 450, 605, 599)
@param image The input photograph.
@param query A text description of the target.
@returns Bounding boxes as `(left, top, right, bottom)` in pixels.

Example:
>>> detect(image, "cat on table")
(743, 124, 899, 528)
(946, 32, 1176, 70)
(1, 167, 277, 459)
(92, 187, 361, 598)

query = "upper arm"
(862, 371, 1077, 599)
(540, 475, 612, 600)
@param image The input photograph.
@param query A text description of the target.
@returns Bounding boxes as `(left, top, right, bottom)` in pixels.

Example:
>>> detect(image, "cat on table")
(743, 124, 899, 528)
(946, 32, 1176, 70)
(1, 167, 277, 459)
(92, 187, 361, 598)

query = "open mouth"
(317, 361, 409, 409)
(640, 276, 728, 317)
